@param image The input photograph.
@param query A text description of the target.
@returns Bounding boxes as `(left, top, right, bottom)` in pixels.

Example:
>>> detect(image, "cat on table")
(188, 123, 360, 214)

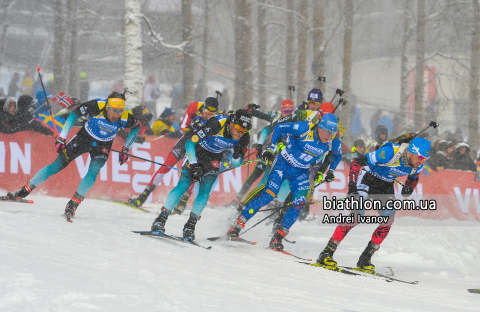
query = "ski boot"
(226, 215, 247, 238)
(183, 212, 201, 241)
(6, 181, 35, 200)
(316, 238, 339, 269)
(128, 185, 156, 207)
(269, 226, 289, 251)
(224, 197, 241, 210)
(172, 192, 190, 215)
(64, 192, 84, 222)
(151, 207, 171, 233)
(356, 240, 379, 273)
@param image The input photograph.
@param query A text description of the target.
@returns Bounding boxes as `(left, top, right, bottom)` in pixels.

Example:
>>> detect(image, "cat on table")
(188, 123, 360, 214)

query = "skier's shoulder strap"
(378, 142, 409, 167)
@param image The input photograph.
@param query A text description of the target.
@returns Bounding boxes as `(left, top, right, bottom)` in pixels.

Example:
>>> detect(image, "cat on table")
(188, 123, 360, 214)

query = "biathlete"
(150, 110, 252, 241)
(128, 97, 219, 212)
(3, 92, 139, 222)
(316, 137, 431, 272)
(228, 113, 341, 250)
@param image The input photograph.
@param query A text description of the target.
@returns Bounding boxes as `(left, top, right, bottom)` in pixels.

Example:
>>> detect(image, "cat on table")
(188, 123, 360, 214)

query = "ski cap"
(319, 102, 335, 116)
(232, 109, 252, 130)
(281, 99, 294, 111)
(307, 88, 323, 102)
(408, 137, 431, 159)
(318, 113, 338, 135)
(160, 107, 176, 119)
(204, 97, 219, 112)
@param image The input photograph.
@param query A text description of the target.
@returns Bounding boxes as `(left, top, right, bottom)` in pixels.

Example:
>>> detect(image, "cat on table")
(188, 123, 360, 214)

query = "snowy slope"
(0, 194, 479, 312)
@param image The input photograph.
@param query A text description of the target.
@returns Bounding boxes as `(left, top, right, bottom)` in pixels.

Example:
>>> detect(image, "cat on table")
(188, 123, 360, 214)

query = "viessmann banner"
(1, 130, 479, 221)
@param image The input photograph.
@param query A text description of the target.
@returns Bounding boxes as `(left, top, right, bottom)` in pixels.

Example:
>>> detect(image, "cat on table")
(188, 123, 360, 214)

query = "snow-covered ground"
(1, 193, 479, 311)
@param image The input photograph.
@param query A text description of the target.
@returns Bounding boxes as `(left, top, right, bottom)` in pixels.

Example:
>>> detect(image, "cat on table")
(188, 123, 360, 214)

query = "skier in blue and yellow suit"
(150, 109, 252, 241)
(228, 113, 342, 250)
(4, 92, 140, 222)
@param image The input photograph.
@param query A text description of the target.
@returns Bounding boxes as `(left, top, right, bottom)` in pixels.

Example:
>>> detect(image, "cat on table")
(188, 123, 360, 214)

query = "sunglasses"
(205, 106, 218, 113)
(282, 110, 293, 114)
(234, 124, 249, 133)
(309, 101, 320, 106)
(321, 128, 336, 136)
(418, 155, 429, 160)
(108, 103, 124, 114)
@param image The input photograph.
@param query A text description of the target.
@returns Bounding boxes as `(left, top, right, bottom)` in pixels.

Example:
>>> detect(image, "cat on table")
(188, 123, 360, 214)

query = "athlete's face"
(8, 101, 16, 115)
(407, 151, 428, 168)
(202, 108, 216, 120)
(309, 101, 321, 111)
(317, 127, 334, 143)
(229, 122, 247, 140)
(106, 105, 123, 122)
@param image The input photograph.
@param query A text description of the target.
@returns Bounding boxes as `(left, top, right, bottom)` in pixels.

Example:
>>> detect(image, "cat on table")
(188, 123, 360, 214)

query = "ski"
(340, 266, 418, 285)
(299, 262, 361, 276)
(468, 289, 480, 294)
(0, 196, 34, 204)
(94, 196, 150, 213)
(132, 230, 212, 250)
(207, 236, 257, 245)
(268, 248, 312, 261)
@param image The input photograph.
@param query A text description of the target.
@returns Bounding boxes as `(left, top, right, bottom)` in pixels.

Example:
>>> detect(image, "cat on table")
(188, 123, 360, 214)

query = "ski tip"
(27, 200, 34, 204)
(468, 289, 480, 293)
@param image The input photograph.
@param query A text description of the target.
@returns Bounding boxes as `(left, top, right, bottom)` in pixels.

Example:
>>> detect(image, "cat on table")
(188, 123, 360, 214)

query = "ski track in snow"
(0, 193, 479, 311)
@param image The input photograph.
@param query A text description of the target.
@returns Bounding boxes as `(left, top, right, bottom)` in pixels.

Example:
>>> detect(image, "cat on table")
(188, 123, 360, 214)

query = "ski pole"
(332, 98, 348, 114)
(109, 148, 187, 173)
(220, 158, 262, 174)
(288, 86, 295, 100)
(37, 67, 59, 138)
(240, 210, 279, 236)
(329, 88, 345, 103)
(415, 121, 439, 138)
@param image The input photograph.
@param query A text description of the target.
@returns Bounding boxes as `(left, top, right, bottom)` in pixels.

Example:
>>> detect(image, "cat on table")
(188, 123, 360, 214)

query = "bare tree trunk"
(233, 0, 252, 109)
(257, 0, 267, 107)
(468, 0, 480, 154)
(342, 0, 354, 145)
(0, 0, 14, 71)
(182, 0, 195, 106)
(124, 0, 143, 108)
(67, 0, 79, 98)
(197, 0, 209, 101)
(296, 0, 308, 105)
(396, 0, 411, 137)
(414, 0, 426, 130)
(53, 0, 67, 94)
(313, 0, 325, 95)
(285, 0, 295, 100)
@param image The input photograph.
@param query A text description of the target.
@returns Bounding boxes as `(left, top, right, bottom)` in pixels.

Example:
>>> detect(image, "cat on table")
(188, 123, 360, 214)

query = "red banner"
(1, 130, 479, 222)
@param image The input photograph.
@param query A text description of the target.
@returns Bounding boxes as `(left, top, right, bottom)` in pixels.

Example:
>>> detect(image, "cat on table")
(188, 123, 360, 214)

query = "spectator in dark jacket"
(0, 96, 53, 135)
(430, 140, 452, 171)
(452, 142, 477, 172)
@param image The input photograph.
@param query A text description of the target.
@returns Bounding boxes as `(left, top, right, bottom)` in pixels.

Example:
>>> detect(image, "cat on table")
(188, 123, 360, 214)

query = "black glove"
(119, 146, 129, 165)
(262, 149, 275, 163)
(190, 163, 205, 181)
(324, 170, 335, 183)
(348, 181, 358, 195)
(246, 103, 260, 112)
(401, 185, 414, 198)
(55, 138, 66, 154)
(255, 144, 263, 158)
(190, 118, 203, 130)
